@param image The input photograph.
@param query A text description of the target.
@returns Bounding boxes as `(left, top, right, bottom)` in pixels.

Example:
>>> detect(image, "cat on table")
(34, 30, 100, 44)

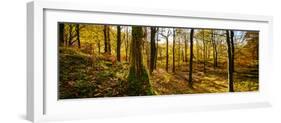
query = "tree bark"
(172, 28, 176, 73)
(75, 24, 80, 48)
(117, 26, 121, 62)
(59, 23, 64, 46)
(184, 34, 188, 63)
(154, 28, 159, 70)
(125, 27, 129, 61)
(103, 25, 108, 53)
(226, 30, 234, 92)
(212, 30, 218, 68)
(127, 26, 153, 95)
(230, 31, 235, 73)
(150, 27, 157, 74)
(202, 30, 206, 73)
(189, 29, 194, 88)
(107, 26, 111, 54)
(68, 24, 73, 47)
(166, 37, 169, 72)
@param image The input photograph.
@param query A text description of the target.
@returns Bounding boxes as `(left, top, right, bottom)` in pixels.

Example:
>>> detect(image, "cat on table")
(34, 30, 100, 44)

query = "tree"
(226, 30, 234, 92)
(160, 28, 172, 72)
(149, 27, 157, 74)
(103, 25, 108, 53)
(59, 23, 64, 46)
(125, 27, 130, 62)
(116, 26, 121, 61)
(107, 26, 111, 54)
(212, 30, 218, 68)
(127, 26, 153, 96)
(230, 31, 235, 73)
(97, 37, 101, 54)
(68, 24, 74, 46)
(184, 32, 188, 63)
(172, 28, 176, 72)
(75, 24, 81, 48)
(202, 29, 206, 73)
(154, 28, 159, 70)
(189, 29, 194, 88)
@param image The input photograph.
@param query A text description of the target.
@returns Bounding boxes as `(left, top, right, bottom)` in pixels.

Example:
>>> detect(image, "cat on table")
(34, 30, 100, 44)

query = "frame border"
(27, 0, 273, 122)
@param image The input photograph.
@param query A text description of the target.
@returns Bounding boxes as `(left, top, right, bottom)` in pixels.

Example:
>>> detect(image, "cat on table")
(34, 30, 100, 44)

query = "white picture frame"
(27, 0, 273, 122)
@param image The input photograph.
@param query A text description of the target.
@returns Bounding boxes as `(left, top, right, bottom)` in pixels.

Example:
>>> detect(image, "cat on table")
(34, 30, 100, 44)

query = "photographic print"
(58, 23, 259, 99)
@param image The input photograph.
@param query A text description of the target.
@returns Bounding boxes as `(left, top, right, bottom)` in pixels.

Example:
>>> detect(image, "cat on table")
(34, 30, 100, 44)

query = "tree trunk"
(172, 28, 176, 73)
(189, 29, 194, 88)
(117, 26, 121, 62)
(184, 35, 188, 63)
(154, 28, 159, 70)
(166, 37, 169, 72)
(230, 31, 235, 73)
(103, 25, 108, 53)
(212, 31, 218, 68)
(75, 24, 81, 48)
(178, 36, 181, 69)
(107, 26, 111, 54)
(68, 24, 73, 47)
(127, 26, 153, 96)
(59, 23, 64, 46)
(202, 30, 206, 73)
(125, 27, 129, 62)
(150, 27, 156, 74)
(226, 30, 234, 92)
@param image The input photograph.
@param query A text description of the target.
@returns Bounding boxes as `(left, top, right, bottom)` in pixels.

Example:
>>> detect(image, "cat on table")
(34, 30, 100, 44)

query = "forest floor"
(150, 63, 258, 95)
(59, 48, 258, 99)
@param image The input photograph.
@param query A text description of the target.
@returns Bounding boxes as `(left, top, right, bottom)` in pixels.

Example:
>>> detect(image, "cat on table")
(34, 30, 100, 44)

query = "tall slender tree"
(160, 28, 172, 72)
(116, 26, 121, 61)
(226, 30, 234, 92)
(68, 24, 74, 46)
(125, 27, 129, 62)
(149, 27, 157, 74)
(75, 24, 81, 48)
(184, 33, 188, 63)
(103, 25, 108, 53)
(154, 28, 159, 69)
(212, 30, 218, 68)
(107, 26, 111, 54)
(230, 31, 235, 73)
(189, 29, 194, 88)
(172, 28, 176, 73)
(202, 29, 206, 73)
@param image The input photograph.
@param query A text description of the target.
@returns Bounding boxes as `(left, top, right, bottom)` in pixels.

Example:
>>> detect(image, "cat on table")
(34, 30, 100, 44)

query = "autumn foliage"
(58, 23, 259, 99)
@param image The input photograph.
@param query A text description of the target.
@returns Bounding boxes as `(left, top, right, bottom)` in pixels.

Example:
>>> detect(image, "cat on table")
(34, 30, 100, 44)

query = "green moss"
(127, 65, 155, 96)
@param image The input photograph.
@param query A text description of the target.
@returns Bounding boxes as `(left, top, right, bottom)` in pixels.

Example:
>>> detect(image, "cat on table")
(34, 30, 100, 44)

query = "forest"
(58, 23, 259, 99)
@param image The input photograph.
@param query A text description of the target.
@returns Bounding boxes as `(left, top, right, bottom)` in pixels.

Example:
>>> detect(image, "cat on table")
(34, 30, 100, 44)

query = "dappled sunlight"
(58, 23, 259, 99)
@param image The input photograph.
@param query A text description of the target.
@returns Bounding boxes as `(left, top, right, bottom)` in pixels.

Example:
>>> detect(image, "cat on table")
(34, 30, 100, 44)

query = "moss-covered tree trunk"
(127, 26, 153, 96)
